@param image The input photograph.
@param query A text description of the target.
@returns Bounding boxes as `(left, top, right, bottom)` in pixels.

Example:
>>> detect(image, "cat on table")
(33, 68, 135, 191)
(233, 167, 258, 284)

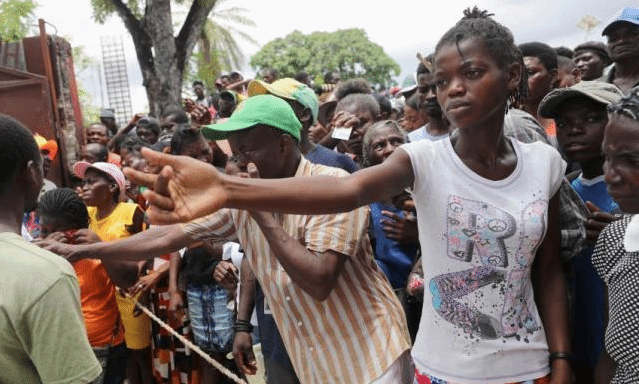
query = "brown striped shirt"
(182, 157, 411, 384)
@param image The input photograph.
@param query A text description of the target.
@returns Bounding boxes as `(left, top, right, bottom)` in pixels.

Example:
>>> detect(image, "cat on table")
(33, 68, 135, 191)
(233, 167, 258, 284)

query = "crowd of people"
(2, 5, 639, 384)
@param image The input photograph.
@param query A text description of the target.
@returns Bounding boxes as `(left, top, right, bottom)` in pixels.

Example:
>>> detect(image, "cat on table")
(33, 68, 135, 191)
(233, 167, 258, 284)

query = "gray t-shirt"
(0, 232, 101, 384)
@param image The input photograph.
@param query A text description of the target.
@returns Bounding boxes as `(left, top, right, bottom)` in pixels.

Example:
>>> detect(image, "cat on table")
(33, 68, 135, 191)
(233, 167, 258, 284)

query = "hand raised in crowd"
(233, 331, 257, 376)
(184, 98, 211, 126)
(319, 110, 361, 149)
(585, 201, 621, 247)
(40, 231, 68, 243)
(330, 110, 361, 131)
(124, 148, 227, 224)
(381, 210, 418, 244)
(127, 112, 145, 128)
(35, 238, 76, 261)
(307, 122, 330, 144)
(213, 260, 239, 293)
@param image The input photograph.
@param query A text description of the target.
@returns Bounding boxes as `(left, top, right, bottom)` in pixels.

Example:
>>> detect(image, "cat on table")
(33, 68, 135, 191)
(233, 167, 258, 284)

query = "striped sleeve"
(303, 205, 369, 258)
(181, 208, 238, 242)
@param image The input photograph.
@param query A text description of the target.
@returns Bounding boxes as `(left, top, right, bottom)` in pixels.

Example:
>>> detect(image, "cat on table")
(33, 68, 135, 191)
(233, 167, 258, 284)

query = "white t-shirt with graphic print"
(401, 136, 565, 384)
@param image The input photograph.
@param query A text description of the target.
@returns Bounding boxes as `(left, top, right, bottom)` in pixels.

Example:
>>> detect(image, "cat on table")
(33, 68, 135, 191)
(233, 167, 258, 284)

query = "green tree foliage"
(250, 29, 400, 87)
(0, 0, 37, 42)
(186, 0, 257, 92)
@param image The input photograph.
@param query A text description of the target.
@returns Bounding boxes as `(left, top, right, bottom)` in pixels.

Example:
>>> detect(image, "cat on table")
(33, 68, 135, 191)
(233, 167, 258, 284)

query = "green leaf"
(0, 0, 38, 42)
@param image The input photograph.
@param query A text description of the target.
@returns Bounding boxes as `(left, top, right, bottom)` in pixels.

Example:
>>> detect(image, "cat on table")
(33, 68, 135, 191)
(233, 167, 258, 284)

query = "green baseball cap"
(201, 94, 302, 142)
(248, 78, 319, 123)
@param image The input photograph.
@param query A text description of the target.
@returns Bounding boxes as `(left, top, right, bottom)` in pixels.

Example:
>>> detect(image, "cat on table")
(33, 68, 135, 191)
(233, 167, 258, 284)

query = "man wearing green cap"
(248, 78, 358, 173)
(42, 95, 411, 384)
(199, 95, 408, 383)
(240, 78, 358, 384)
(197, 94, 410, 384)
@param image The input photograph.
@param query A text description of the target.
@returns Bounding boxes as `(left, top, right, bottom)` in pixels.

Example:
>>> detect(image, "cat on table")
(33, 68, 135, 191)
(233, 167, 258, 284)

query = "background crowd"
(2, 5, 639, 384)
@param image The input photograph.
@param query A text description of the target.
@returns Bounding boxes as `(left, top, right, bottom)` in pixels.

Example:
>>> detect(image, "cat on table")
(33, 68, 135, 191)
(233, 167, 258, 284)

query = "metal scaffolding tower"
(100, 36, 132, 127)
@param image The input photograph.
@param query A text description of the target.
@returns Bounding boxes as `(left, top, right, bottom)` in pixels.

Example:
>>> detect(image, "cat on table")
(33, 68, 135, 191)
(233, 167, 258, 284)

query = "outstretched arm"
(39, 224, 192, 263)
(125, 146, 414, 225)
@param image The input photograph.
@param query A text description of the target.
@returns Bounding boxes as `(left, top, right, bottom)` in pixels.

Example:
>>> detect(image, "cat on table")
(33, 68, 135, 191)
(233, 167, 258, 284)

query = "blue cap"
(602, 7, 639, 36)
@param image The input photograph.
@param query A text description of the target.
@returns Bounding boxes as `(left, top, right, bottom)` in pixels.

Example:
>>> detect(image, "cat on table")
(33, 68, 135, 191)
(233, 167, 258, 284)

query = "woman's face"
(433, 37, 519, 131)
(79, 168, 117, 207)
(366, 124, 406, 166)
(603, 115, 639, 213)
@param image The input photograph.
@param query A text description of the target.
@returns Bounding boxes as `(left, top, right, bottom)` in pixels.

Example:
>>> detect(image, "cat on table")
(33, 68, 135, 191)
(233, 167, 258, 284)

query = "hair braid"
(435, 7, 528, 107)
(38, 188, 89, 230)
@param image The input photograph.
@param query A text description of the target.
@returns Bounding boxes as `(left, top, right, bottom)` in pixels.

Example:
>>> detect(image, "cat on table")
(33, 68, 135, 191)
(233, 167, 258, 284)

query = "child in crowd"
(130, 7, 571, 384)
(592, 87, 639, 384)
(538, 81, 624, 383)
(38, 188, 139, 384)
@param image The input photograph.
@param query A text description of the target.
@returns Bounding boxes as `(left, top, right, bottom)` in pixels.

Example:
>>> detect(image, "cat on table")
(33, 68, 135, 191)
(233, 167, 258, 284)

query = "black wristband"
(233, 319, 254, 333)
(549, 352, 574, 364)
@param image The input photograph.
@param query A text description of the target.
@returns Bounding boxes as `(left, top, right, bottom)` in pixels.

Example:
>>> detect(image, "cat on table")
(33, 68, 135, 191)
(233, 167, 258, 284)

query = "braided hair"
(434, 7, 528, 107)
(608, 87, 639, 121)
(38, 188, 89, 230)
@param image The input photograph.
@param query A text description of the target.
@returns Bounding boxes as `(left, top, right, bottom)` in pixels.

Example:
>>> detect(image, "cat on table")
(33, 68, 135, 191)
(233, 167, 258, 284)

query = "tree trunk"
(143, 0, 181, 116)
(106, 0, 218, 117)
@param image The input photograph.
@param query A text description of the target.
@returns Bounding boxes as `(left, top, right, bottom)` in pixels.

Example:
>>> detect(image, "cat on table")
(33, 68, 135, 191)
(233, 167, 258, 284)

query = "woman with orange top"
(73, 161, 153, 384)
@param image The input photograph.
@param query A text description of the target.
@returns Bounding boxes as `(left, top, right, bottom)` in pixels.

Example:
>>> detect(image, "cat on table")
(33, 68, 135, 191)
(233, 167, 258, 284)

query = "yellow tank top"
(88, 202, 140, 242)
(88, 202, 151, 349)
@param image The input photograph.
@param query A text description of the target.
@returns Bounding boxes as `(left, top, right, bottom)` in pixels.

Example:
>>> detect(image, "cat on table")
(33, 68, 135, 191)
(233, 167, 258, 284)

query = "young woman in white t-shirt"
(127, 8, 572, 384)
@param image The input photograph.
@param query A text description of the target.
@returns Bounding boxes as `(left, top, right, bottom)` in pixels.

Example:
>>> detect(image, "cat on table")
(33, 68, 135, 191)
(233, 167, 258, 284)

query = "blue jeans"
(186, 283, 234, 353)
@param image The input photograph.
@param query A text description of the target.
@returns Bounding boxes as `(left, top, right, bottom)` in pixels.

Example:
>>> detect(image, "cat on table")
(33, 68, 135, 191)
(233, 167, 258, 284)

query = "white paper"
(332, 127, 352, 140)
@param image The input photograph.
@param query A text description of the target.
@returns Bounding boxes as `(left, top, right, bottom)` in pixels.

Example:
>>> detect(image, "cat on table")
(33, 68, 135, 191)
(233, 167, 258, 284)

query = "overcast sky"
(35, 0, 628, 114)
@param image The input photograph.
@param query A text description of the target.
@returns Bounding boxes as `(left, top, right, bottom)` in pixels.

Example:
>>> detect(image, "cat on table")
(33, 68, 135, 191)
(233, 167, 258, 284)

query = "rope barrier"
(130, 296, 248, 384)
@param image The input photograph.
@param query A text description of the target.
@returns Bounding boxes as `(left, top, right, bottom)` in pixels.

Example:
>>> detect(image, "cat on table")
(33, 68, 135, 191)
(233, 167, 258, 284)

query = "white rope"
(130, 297, 248, 384)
